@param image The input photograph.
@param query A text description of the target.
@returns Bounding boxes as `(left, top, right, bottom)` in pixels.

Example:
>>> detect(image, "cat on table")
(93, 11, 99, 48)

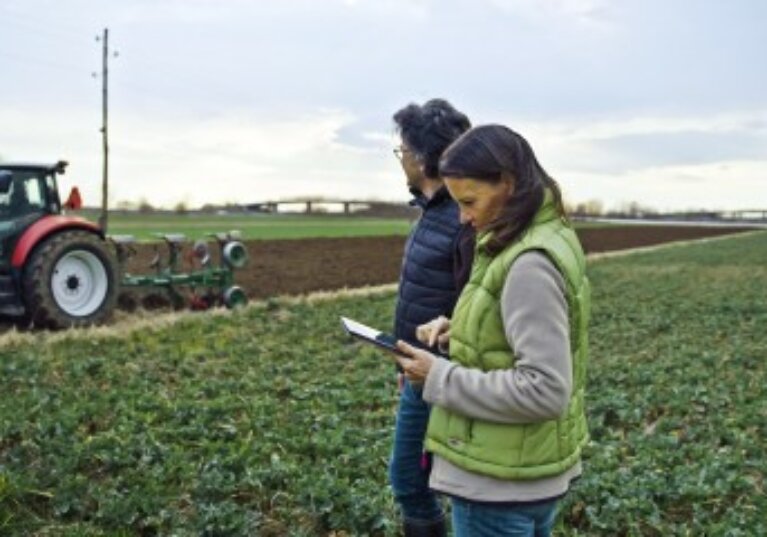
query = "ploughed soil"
(126, 225, 755, 301)
(0, 225, 756, 332)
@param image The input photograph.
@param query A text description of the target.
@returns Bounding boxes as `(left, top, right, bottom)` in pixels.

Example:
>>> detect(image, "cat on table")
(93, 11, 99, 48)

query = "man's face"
(395, 141, 424, 191)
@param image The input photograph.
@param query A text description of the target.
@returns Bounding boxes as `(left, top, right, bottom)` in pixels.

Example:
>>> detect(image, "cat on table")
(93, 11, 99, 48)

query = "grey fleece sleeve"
(423, 251, 573, 424)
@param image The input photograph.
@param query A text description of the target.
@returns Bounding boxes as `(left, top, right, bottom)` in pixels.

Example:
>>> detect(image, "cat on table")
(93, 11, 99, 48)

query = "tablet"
(340, 316, 448, 358)
(340, 316, 408, 357)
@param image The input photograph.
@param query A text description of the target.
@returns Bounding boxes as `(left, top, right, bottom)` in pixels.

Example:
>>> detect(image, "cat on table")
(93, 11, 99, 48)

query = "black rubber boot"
(403, 516, 447, 537)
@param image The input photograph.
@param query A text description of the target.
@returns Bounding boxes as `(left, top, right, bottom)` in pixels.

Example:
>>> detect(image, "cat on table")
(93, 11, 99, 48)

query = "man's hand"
(415, 315, 451, 351)
(394, 340, 437, 385)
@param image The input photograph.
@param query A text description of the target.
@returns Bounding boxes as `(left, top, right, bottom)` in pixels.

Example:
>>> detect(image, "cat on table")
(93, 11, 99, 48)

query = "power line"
(1, 10, 253, 108)
(0, 3, 93, 40)
(0, 49, 84, 74)
(1, 19, 265, 120)
(0, 11, 93, 50)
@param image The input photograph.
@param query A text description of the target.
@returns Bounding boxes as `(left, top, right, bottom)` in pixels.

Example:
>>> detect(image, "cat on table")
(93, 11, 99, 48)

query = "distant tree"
(223, 201, 243, 212)
(138, 197, 155, 214)
(116, 199, 137, 211)
(587, 199, 604, 216)
(574, 199, 604, 216)
(174, 201, 188, 215)
(612, 201, 658, 218)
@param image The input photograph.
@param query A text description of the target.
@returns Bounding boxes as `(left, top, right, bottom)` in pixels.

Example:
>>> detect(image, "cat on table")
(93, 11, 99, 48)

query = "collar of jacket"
(409, 184, 452, 209)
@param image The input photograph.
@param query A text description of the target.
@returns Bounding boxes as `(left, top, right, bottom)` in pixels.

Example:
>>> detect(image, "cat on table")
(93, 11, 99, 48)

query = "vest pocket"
(520, 421, 559, 466)
(445, 413, 472, 449)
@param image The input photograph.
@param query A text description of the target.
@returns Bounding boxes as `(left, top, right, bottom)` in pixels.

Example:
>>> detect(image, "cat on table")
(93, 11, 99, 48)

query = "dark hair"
(439, 124, 567, 257)
(393, 99, 471, 178)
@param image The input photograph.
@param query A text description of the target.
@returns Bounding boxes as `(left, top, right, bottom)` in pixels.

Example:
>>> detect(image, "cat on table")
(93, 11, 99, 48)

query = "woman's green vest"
(424, 193, 590, 480)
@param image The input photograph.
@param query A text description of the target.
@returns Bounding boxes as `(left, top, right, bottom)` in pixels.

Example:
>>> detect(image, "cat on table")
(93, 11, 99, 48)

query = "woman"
(395, 124, 590, 536)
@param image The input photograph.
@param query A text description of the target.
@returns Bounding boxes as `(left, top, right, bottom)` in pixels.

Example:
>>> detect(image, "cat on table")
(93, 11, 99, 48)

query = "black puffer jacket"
(394, 187, 467, 344)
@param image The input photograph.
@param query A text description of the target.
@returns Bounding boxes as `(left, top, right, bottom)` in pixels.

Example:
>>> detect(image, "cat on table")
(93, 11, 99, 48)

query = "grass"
(559, 230, 767, 535)
(73, 210, 415, 241)
(71, 210, 616, 242)
(1, 231, 765, 535)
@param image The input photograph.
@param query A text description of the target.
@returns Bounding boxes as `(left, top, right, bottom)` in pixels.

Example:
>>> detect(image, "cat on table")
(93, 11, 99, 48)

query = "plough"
(112, 231, 248, 311)
(0, 161, 249, 329)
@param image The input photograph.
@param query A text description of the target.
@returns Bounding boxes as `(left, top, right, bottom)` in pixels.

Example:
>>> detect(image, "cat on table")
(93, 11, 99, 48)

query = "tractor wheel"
(22, 230, 119, 329)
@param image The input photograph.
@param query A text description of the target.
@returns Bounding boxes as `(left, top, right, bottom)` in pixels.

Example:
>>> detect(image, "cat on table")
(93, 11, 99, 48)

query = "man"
(390, 99, 474, 537)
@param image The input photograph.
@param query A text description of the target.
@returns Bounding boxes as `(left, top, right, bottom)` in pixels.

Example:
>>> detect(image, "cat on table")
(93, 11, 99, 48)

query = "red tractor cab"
(0, 161, 119, 328)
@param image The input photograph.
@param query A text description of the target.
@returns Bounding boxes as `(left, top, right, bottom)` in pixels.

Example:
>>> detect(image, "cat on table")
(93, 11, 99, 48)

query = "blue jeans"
(451, 497, 558, 537)
(389, 379, 443, 523)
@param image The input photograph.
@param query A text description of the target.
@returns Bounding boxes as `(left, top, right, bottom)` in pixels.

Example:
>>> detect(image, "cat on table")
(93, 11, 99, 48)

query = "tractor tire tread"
(22, 230, 119, 329)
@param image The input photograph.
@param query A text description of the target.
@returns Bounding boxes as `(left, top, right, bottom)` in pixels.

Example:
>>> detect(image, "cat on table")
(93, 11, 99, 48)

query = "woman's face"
(444, 176, 514, 231)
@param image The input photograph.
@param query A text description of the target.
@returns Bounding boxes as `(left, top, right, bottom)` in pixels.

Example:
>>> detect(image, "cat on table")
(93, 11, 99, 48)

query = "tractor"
(0, 161, 248, 329)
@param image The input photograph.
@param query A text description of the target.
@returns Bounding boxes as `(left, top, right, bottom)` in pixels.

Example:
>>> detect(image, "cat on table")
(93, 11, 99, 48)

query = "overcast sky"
(1, 0, 765, 211)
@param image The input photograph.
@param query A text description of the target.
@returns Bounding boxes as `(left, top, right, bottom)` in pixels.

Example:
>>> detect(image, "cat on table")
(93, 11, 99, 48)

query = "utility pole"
(97, 28, 110, 232)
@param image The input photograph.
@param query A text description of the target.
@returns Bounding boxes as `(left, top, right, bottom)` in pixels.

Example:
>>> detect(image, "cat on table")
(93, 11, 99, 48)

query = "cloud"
(511, 109, 767, 142)
(0, 104, 404, 208)
(505, 108, 767, 172)
(3, 99, 766, 212)
(2, 0, 766, 212)
(560, 160, 767, 212)
(497, 110, 767, 210)
(486, 0, 612, 26)
(590, 130, 766, 170)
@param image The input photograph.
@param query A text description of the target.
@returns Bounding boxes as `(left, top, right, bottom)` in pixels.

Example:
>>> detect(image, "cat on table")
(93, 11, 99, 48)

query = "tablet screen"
(340, 316, 407, 357)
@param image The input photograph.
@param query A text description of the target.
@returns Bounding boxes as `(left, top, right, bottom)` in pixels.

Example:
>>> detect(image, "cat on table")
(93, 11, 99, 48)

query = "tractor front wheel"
(22, 230, 119, 329)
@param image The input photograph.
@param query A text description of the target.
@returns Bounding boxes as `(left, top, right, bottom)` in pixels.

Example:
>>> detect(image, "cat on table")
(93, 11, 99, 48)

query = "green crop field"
(70, 210, 615, 241)
(1, 232, 765, 535)
(73, 210, 416, 241)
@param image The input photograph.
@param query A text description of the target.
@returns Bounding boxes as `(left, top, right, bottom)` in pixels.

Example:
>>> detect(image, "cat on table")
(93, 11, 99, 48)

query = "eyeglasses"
(392, 147, 412, 160)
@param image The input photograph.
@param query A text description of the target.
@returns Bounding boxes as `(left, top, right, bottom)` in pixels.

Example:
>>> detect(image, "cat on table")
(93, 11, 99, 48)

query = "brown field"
(128, 224, 755, 300)
(0, 225, 755, 332)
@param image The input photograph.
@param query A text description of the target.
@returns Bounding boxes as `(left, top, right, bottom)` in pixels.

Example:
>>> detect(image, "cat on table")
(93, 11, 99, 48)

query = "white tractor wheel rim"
(51, 250, 109, 317)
